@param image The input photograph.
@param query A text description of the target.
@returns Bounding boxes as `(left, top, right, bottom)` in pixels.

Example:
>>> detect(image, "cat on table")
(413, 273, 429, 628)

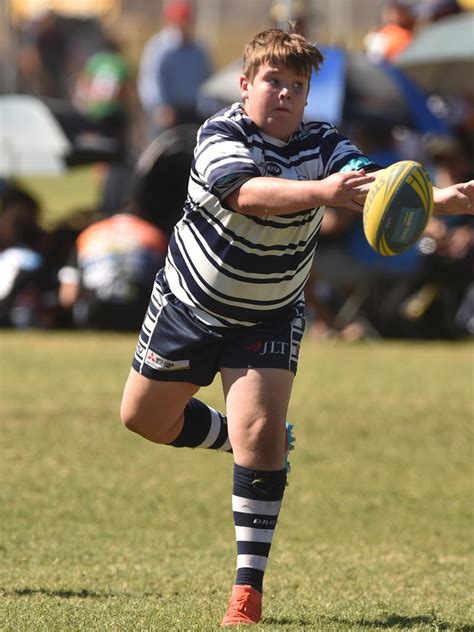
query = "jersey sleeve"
(319, 125, 378, 177)
(193, 116, 261, 202)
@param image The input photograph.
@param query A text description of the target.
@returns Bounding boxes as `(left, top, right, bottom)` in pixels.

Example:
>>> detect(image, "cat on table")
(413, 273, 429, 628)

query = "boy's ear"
(239, 74, 250, 100)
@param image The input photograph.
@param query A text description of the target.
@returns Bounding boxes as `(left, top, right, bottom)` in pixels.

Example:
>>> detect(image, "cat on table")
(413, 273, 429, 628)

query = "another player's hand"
(433, 180, 474, 215)
(320, 170, 376, 212)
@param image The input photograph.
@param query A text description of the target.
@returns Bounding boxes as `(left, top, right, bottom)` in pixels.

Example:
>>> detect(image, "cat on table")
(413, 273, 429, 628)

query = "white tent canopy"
(0, 95, 71, 176)
(396, 12, 474, 94)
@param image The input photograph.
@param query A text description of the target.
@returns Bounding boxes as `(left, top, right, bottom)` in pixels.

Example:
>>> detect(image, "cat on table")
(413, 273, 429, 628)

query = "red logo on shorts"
(245, 340, 262, 353)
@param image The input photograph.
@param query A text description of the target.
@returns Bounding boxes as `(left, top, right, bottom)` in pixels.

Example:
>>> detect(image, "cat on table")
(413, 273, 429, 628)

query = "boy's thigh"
(219, 312, 303, 466)
(122, 368, 200, 421)
(221, 366, 294, 422)
(221, 367, 293, 470)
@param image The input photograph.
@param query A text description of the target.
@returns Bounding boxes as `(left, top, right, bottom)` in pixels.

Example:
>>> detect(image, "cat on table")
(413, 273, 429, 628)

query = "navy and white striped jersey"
(163, 102, 374, 327)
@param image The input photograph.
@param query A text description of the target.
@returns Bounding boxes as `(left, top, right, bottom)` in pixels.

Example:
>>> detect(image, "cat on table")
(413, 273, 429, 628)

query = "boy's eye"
(266, 77, 305, 92)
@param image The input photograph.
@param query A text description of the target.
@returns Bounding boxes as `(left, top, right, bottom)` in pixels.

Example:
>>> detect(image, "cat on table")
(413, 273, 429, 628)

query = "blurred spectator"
(137, 0, 212, 141)
(99, 160, 137, 218)
(17, 10, 70, 99)
(364, 1, 416, 62)
(399, 136, 474, 337)
(132, 124, 198, 238)
(306, 120, 423, 341)
(399, 216, 474, 337)
(0, 186, 45, 328)
(425, 134, 473, 188)
(73, 37, 133, 150)
(57, 205, 168, 331)
(308, 124, 474, 340)
(414, 0, 462, 24)
(270, 0, 310, 35)
(39, 210, 93, 329)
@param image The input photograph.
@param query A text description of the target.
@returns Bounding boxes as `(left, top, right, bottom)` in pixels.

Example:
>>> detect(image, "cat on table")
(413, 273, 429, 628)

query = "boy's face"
(240, 62, 309, 141)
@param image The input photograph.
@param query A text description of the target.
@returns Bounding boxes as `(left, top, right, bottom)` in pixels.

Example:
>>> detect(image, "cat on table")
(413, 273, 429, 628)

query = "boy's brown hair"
(243, 28, 324, 82)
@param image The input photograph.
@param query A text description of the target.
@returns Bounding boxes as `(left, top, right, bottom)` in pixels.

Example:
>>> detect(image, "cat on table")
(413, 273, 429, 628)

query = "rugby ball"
(363, 160, 433, 256)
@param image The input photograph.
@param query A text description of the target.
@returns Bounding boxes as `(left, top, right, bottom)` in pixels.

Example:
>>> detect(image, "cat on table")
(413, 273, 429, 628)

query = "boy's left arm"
(433, 180, 474, 215)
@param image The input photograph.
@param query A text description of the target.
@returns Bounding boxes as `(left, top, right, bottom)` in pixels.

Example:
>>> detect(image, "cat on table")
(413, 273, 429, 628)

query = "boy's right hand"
(319, 170, 376, 212)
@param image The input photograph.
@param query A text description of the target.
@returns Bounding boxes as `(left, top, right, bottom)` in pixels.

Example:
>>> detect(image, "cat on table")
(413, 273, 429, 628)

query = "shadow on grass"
(264, 613, 473, 631)
(0, 587, 117, 599)
(261, 617, 312, 629)
(315, 613, 474, 631)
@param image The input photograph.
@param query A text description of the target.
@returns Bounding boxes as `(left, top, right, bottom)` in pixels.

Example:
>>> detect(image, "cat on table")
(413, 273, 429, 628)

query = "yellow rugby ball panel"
(363, 160, 433, 256)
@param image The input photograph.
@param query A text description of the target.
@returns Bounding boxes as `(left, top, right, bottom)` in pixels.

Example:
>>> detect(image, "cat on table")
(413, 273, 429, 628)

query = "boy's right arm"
(225, 170, 376, 217)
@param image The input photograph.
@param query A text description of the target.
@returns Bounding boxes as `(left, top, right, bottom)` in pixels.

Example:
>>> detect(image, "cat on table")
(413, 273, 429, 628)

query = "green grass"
(17, 167, 101, 229)
(1, 332, 473, 631)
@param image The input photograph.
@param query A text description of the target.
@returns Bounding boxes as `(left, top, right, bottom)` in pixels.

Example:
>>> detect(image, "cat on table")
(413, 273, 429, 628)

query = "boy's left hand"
(434, 180, 474, 215)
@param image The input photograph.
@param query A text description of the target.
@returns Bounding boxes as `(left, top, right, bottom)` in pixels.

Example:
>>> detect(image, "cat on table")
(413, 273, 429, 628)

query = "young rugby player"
(121, 28, 474, 626)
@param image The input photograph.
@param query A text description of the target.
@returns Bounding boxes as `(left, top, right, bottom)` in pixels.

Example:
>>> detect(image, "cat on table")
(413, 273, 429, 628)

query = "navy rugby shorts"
(132, 269, 305, 386)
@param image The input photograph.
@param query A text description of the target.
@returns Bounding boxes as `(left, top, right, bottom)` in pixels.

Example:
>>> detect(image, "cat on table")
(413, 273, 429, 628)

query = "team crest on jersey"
(265, 162, 282, 176)
(145, 350, 190, 371)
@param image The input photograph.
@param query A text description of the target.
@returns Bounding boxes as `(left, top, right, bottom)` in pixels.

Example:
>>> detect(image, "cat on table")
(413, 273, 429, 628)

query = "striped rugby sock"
(169, 397, 232, 451)
(232, 463, 287, 593)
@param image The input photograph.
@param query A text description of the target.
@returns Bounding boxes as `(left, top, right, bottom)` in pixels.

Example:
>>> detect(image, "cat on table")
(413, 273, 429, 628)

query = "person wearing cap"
(137, 0, 212, 142)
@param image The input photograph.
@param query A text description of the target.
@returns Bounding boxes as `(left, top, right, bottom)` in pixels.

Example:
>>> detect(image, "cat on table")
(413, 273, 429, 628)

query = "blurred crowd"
(363, 0, 464, 62)
(1, 0, 473, 339)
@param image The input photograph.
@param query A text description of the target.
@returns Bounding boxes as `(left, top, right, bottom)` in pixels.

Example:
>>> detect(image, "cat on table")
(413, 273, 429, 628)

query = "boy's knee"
(119, 398, 181, 444)
(120, 395, 151, 434)
(120, 404, 156, 440)
(120, 400, 141, 433)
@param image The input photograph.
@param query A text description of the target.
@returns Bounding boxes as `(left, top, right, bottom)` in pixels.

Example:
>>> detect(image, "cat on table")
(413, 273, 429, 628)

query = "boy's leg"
(122, 265, 233, 450)
(121, 368, 293, 457)
(121, 368, 200, 444)
(222, 368, 292, 469)
(121, 368, 231, 450)
(220, 367, 293, 626)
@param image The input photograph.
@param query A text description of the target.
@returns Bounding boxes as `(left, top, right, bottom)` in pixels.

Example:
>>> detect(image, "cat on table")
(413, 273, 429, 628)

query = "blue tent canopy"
(304, 46, 449, 136)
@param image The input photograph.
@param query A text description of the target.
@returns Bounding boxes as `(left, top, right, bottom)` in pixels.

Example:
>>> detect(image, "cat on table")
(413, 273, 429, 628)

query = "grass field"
(17, 167, 101, 229)
(1, 332, 473, 631)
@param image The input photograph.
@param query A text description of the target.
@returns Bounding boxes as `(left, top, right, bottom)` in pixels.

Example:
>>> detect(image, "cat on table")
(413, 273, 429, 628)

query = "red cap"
(164, 0, 193, 24)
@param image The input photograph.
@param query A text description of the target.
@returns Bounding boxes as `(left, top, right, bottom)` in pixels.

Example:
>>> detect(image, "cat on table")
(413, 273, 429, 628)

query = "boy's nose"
(279, 86, 291, 99)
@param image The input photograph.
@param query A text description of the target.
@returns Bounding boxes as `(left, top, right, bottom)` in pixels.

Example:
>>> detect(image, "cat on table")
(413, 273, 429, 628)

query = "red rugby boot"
(221, 584, 262, 626)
